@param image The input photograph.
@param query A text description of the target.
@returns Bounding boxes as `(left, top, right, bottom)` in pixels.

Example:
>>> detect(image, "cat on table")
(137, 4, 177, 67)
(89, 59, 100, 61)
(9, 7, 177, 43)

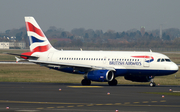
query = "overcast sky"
(0, 0, 180, 33)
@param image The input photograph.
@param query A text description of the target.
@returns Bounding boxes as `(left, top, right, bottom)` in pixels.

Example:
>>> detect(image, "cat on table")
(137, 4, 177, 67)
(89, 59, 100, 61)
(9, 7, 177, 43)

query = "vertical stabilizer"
(25, 16, 55, 52)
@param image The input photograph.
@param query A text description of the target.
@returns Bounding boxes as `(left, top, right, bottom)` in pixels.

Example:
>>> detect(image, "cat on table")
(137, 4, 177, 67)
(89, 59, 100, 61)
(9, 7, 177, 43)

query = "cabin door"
(143, 56, 150, 67)
(47, 53, 54, 61)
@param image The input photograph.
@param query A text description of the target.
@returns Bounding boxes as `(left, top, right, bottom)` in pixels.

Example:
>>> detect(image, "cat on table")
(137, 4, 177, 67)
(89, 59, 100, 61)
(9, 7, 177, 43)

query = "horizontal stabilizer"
(5, 53, 39, 60)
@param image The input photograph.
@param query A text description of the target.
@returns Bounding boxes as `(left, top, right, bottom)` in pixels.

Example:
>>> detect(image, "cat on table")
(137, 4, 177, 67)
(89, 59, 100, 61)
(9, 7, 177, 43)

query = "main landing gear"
(81, 79, 91, 85)
(108, 79, 118, 86)
(81, 78, 118, 86)
(149, 79, 156, 87)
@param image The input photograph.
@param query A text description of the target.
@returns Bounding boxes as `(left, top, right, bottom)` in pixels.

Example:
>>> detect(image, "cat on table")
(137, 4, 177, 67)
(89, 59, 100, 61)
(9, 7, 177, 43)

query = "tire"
(108, 79, 118, 86)
(81, 79, 91, 85)
(149, 82, 156, 87)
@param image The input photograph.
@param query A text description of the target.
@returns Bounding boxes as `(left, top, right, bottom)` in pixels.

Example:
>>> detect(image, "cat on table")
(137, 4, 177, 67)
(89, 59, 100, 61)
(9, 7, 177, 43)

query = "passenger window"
(157, 59, 161, 62)
(59, 58, 61, 60)
(161, 59, 165, 62)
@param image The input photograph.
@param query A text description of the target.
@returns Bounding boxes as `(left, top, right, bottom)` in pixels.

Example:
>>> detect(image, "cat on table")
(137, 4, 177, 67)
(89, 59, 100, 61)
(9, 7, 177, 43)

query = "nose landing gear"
(149, 79, 156, 87)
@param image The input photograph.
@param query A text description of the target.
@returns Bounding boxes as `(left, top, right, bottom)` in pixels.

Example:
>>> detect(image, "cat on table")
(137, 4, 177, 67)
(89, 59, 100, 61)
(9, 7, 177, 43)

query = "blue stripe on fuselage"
(49, 67, 177, 77)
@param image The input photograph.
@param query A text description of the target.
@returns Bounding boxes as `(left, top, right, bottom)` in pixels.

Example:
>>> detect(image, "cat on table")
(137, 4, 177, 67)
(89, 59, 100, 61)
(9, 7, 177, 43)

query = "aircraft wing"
(29, 60, 116, 73)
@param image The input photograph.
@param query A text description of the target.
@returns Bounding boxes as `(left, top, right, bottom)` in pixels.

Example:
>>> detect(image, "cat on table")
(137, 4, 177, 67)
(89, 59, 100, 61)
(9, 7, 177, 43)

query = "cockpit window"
(157, 59, 161, 62)
(161, 59, 165, 62)
(165, 59, 171, 62)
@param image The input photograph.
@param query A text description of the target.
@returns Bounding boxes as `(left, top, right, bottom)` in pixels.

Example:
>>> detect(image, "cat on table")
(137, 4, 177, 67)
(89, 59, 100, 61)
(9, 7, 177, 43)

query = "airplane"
(8, 16, 179, 87)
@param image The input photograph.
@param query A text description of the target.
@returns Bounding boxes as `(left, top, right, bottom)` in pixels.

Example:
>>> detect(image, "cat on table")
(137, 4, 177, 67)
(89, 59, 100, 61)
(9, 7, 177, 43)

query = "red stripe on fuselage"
(131, 56, 154, 59)
(26, 22, 45, 37)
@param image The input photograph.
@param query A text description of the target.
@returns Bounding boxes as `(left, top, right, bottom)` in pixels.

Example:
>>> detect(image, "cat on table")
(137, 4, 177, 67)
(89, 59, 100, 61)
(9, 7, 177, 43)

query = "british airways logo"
(109, 61, 142, 66)
(131, 56, 154, 63)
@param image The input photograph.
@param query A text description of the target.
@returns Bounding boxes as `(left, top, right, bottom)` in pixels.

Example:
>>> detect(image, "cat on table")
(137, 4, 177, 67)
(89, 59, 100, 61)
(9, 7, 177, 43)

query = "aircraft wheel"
(149, 82, 156, 87)
(81, 79, 91, 85)
(108, 79, 118, 86)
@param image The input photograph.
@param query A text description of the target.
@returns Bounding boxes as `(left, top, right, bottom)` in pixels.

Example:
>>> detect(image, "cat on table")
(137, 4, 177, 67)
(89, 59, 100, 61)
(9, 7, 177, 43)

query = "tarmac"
(0, 82, 180, 112)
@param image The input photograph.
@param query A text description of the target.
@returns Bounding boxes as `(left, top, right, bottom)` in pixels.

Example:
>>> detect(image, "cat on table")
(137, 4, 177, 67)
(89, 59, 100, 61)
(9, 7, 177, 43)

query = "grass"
(0, 64, 180, 85)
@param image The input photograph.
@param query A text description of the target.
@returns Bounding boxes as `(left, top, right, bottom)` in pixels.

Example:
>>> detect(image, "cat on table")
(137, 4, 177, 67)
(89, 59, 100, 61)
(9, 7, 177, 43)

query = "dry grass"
(0, 64, 180, 85)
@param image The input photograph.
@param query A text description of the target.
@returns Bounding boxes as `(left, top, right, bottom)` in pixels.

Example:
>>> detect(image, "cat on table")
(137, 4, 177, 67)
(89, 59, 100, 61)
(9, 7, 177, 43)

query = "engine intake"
(85, 70, 114, 82)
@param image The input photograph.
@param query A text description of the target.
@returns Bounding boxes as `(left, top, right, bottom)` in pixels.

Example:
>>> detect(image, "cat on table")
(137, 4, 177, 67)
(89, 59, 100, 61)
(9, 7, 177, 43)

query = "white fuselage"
(32, 50, 178, 77)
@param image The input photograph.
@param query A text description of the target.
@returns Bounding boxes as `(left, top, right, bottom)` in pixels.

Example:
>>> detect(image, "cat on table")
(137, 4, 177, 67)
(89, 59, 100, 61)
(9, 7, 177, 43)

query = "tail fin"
(25, 16, 55, 52)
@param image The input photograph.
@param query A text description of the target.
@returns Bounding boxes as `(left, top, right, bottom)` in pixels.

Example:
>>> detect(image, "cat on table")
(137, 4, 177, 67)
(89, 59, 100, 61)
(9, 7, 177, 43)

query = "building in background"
(0, 42, 26, 49)
(0, 42, 9, 49)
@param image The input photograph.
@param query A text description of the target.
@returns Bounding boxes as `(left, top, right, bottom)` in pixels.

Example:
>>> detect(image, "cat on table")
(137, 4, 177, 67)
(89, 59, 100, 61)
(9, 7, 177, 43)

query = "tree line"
(0, 26, 180, 49)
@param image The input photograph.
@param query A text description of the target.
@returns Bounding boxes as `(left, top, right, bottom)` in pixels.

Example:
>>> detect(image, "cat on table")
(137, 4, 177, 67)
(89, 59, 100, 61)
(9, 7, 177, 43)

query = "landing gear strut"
(81, 79, 91, 85)
(149, 79, 156, 87)
(108, 79, 118, 86)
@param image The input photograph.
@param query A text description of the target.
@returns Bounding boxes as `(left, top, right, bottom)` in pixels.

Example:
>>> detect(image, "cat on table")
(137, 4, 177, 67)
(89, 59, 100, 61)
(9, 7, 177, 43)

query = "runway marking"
(160, 100, 166, 102)
(68, 86, 103, 88)
(95, 104, 104, 106)
(57, 106, 65, 108)
(87, 104, 94, 106)
(151, 101, 158, 103)
(36, 108, 44, 110)
(2, 99, 175, 110)
(124, 102, 130, 105)
(47, 107, 54, 109)
(105, 103, 113, 105)
(173, 91, 180, 92)
(133, 102, 140, 104)
(142, 101, 149, 103)
(0, 100, 85, 105)
(77, 105, 84, 107)
(67, 105, 74, 108)
(115, 103, 122, 105)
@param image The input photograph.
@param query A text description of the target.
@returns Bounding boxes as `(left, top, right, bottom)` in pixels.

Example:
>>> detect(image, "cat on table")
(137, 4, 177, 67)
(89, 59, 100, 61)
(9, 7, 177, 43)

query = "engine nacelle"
(124, 75, 154, 82)
(85, 70, 114, 82)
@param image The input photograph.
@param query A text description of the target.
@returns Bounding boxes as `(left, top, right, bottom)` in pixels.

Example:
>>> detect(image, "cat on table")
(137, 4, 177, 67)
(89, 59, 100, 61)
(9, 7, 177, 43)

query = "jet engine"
(85, 70, 114, 82)
(124, 75, 154, 82)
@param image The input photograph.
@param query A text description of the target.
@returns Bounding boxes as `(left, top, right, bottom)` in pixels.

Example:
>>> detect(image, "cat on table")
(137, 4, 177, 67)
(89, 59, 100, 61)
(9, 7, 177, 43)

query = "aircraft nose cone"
(170, 63, 179, 71)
